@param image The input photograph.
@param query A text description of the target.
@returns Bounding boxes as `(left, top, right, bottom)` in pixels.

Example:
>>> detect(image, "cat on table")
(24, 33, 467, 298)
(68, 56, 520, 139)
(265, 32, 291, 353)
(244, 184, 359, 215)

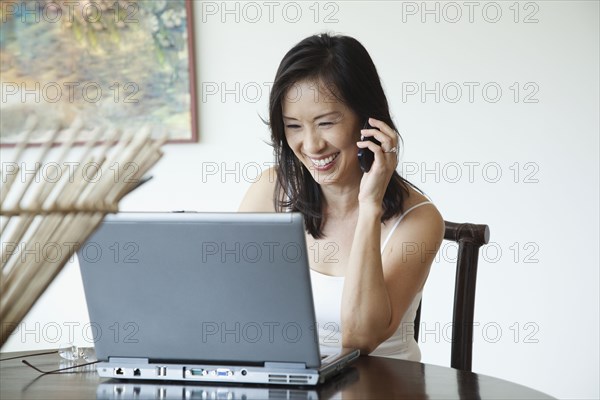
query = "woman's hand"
(356, 117, 399, 206)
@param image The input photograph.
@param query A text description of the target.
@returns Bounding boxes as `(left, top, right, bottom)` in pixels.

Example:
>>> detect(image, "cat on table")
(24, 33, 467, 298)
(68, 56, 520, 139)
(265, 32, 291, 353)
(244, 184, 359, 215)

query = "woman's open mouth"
(308, 153, 340, 171)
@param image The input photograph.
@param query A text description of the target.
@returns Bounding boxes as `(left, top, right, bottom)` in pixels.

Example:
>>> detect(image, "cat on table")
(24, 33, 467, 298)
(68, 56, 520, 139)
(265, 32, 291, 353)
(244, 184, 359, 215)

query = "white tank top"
(309, 201, 432, 361)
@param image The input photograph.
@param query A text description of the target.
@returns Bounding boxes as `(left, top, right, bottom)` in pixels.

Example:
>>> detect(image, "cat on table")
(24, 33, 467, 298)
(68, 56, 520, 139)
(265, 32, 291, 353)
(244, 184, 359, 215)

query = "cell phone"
(357, 120, 381, 173)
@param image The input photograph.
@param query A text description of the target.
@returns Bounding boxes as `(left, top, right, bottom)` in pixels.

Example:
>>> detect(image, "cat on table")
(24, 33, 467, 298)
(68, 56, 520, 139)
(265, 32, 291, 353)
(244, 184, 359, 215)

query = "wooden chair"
(413, 221, 490, 372)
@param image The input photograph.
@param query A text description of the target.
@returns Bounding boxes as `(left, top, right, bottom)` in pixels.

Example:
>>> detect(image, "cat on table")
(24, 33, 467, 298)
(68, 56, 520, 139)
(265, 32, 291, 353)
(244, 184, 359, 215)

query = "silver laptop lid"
(78, 212, 321, 369)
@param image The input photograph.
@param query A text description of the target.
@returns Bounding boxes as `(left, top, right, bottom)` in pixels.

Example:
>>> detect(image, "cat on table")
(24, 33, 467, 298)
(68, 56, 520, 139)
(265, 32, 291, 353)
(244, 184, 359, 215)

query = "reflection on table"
(0, 350, 555, 400)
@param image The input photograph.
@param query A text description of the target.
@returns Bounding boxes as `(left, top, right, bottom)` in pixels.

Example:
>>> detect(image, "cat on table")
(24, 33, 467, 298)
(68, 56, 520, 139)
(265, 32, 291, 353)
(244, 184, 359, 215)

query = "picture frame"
(0, 0, 198, 145)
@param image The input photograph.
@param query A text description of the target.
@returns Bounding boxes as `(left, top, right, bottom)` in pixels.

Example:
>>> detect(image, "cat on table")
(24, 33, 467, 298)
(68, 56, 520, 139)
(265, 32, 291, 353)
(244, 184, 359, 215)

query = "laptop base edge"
(97, 361, 320, 386)
(97, 349, 360, 386)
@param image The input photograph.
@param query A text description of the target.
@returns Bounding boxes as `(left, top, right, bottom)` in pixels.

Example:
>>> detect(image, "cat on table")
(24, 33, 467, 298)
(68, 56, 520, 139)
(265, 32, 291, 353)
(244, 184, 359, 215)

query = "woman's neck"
(321, 184, 361, 220)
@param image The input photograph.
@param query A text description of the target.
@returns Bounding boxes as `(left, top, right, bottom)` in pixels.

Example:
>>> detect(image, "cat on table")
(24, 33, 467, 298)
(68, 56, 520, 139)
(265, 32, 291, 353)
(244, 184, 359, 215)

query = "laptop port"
(189, 368, 205, 376)
(214, 368, 233, 377)
(115, 368, 124, 375)
(133, 368, 141, 376)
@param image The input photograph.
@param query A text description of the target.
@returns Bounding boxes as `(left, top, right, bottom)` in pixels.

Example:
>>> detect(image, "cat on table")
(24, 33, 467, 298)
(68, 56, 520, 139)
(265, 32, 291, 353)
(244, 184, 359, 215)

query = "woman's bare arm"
(341, 202, 444, 353)
(238, 166, 278, 212)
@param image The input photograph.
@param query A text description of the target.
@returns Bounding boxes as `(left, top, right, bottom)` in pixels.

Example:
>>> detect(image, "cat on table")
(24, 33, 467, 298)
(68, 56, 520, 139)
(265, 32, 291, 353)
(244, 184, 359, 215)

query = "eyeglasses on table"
(0, 344, 99, 375)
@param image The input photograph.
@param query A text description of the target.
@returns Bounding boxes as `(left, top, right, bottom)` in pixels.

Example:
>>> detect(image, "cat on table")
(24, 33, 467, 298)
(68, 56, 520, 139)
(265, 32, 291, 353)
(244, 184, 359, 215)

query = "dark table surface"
(0, 350, 554, 399)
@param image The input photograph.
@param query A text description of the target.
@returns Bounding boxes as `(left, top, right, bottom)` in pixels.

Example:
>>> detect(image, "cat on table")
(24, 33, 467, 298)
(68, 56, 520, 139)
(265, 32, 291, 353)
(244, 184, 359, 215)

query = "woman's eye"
(286, 124, 301, 129)
(319, 122, 333, 127)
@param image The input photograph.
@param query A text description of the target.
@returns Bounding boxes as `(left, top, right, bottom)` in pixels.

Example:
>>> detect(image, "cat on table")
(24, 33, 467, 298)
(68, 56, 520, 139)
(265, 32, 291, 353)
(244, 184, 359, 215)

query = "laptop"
(77, 212, 359, 385)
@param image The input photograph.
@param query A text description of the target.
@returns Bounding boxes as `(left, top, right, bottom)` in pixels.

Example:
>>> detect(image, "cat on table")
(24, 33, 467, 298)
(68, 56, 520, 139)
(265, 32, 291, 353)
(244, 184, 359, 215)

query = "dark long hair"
(269, 33, 415, 239)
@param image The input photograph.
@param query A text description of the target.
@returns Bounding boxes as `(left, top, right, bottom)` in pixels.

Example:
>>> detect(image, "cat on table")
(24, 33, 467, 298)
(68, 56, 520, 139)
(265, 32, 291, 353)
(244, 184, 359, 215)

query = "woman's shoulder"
(397, 185, 445, 240)
(402, 185, 436, 214)
(238, 166, 279, 212)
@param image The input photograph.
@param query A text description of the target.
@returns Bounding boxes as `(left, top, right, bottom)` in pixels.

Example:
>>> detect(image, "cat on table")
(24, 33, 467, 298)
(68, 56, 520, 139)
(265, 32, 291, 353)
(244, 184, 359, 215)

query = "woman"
(239, 33, 444, 361)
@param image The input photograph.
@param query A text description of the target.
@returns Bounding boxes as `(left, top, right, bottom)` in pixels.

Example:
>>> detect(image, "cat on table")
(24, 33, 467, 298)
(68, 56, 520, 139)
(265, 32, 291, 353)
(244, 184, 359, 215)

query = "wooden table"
(0, 350, 554, 399)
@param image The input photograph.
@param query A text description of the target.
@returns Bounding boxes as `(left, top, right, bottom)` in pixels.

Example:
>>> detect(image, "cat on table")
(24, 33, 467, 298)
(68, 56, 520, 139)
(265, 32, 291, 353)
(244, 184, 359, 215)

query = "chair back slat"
(414, 221, 490, 372)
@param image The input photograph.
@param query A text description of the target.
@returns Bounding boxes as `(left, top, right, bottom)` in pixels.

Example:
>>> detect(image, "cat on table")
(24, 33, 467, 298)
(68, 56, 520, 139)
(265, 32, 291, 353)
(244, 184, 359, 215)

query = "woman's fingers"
(361, 125, 397, 154)
(356, 138, 384, 154)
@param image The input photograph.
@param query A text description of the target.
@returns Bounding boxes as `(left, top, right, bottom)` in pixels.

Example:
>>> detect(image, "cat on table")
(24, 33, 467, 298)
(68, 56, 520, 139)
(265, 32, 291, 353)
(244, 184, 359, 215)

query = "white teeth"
(310, 153, 339, 167)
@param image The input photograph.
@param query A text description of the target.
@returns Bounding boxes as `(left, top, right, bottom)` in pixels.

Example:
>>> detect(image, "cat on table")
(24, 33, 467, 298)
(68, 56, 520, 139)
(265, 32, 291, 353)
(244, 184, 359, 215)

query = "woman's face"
(282, 80, 363, 186)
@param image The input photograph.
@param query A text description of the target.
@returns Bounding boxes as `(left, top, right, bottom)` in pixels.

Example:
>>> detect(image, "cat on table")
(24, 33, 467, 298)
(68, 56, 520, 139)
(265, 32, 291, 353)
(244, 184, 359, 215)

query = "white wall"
(2, 1, 598, 399)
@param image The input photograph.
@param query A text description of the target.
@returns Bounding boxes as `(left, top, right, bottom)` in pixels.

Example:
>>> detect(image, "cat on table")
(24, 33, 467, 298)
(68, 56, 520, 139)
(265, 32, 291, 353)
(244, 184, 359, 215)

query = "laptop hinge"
(108, 357, 149, 364)
(263, 362, 307, 369)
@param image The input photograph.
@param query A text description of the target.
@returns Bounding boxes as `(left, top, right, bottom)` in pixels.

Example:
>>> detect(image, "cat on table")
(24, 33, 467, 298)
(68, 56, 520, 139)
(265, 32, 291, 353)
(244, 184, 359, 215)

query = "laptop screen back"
(78, 212, 321, 368)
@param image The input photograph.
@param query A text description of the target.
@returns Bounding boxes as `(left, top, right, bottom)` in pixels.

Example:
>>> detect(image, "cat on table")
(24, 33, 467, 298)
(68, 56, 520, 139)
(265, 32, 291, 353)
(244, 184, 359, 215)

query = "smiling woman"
(283, 82, 360, 185)
(239, 33, 445, 360)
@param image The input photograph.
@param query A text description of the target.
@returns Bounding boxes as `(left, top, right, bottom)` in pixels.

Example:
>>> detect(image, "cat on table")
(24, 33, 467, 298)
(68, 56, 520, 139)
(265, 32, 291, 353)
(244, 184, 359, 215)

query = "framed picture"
(0, 0, 198, 145)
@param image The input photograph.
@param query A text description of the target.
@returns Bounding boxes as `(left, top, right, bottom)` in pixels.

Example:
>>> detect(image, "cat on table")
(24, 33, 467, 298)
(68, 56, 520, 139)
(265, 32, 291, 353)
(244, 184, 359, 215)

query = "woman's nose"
(302, 128, 325, 154)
